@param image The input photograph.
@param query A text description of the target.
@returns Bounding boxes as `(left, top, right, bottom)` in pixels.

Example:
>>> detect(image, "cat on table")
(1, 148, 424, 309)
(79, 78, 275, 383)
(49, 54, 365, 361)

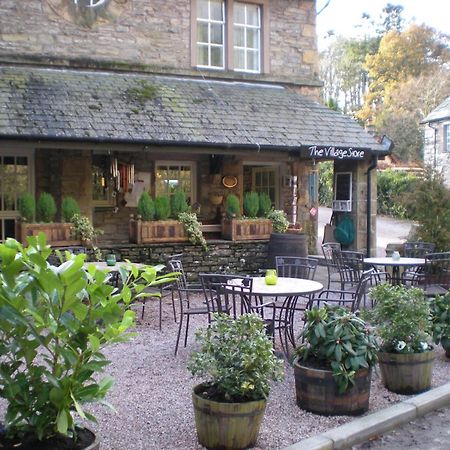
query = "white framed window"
(233, 2, 261, 73)
(155, 162, 196, 204)
(196, 0, 225, 70)
(251, 166, 278, 207)
(444, 123, 450, 152)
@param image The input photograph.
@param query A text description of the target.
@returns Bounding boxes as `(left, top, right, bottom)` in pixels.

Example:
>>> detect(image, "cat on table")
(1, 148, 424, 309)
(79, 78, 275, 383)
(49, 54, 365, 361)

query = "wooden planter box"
(221, 218, 273, 241)
(19, 222, 81, 247)
(129, 216, 188, 244)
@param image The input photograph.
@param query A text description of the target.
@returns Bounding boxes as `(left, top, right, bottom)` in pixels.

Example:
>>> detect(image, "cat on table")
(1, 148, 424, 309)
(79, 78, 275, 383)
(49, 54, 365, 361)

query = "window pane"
(197, 45, 209, 65)
(210, 0, 223, 21)
(211, 46, 223, 67)
(247, 29, 258, 49)
(234, 3, 245, 24)
(197, 0, 209, 19)
(210, 23, 223, 44)
(234, 27, 245, 47)
(234, 48, 245, 70)
(197, 22, 208, 42)
(246, 4, 260, 26)
(247, 50, 259, 71)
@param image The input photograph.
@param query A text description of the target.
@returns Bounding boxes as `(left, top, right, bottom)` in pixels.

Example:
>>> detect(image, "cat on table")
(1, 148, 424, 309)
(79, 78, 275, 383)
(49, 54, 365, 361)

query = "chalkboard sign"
(335, 173, 352, 201)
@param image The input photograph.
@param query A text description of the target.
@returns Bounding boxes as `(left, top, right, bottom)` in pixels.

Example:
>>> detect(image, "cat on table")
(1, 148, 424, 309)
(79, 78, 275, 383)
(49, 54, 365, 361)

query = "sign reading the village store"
(301, 145, 366, 160)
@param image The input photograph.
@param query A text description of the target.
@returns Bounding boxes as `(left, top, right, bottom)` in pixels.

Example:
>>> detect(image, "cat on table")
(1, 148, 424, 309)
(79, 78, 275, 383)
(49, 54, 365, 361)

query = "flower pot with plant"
(293, 305, 379, 415)
(188, 313, 284, 450)
(430, 292, 450, 358)
(0, 233, 179, 449)
(368, 283, 435, 394)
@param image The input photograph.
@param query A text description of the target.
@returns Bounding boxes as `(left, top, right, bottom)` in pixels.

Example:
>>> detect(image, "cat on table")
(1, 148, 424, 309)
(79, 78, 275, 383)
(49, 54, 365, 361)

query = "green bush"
(61, 196, 80, 222)
(243, 191, 259, 218)
(36, 192, 57, 223)
(137, 192, 155, 221)
(430, 292, 450, 346)
(188, 313, 284, 402)
(17, 192, 35, 222)
(319, 161, 333, 207)
(178, 212, 207, 250)
(267, 209, 289, 233)
(154, 195, 171, 220)
(171, 190, 189, 218)
(258, 192, 272, 217)
(225, 194, 241, 218)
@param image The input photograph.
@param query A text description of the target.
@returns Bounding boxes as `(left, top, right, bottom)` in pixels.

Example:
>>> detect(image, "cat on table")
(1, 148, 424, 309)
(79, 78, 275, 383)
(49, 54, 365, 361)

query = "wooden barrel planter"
(378, 351, 435, 394)
(267, 232, 308, 268)
(192, 384, 267, 450)
(293, 360, 371, 416)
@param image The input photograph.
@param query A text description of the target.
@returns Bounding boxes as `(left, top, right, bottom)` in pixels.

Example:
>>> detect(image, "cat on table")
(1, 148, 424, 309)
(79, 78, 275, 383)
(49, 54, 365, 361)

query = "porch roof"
(0, 65, 385, 154)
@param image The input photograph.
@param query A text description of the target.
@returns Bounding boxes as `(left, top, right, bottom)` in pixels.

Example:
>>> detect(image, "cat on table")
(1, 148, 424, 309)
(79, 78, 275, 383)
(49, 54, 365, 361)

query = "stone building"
(0, 0, 389, 257)
(422, 95, 450, 188)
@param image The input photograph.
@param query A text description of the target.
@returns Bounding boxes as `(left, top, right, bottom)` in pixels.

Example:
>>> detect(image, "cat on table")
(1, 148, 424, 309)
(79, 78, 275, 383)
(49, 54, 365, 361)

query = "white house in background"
(422, 95, 450, 188)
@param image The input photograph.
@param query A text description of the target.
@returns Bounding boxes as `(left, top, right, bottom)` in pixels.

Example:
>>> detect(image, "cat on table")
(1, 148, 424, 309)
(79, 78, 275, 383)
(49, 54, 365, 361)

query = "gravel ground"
(77, 294, 450, 450)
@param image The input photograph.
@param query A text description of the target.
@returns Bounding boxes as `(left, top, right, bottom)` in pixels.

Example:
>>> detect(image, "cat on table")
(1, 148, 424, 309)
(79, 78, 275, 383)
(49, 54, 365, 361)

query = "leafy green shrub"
(71, 214, 104, 261)
(17, 192, 35, 222)
(368, 283, 432, 353)
(430, 292, 450, 345)
(188, 313, 284, 402)
(178, 212, 207, 250)
(171, 190, 189, 218)
(225, 194, 241, 218)
(154, 196, 171, 220)
(267, 209, 289, 233)
(137, 192, 155, 221)
(243, 192, 259, 218)
(36, 192, 57, 223)
(258, 192, 272, 217)
(295, 306, 379, 393)
(0, 234, 178, 443)
(61, 196, 80, 222)
(319, 161, 333, 207)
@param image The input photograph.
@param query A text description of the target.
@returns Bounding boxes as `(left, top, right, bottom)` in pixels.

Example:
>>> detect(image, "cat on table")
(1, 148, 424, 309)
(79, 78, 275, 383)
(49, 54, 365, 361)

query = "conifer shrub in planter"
(188, 313, 284, 450)
(36, 192, 57, 223)
(243, 191, 259, 218)
(61, 196, 80, 222)
(170, 190, 189, 218)
(368, 283, 435, 394)
(137, 191, 155, 221)
(0, 234, 178, 449)
(18, 192, 35, 223)
(258, 192, 272, 217)
(294, 306, 379, 415)
(154, 195, 171, 221)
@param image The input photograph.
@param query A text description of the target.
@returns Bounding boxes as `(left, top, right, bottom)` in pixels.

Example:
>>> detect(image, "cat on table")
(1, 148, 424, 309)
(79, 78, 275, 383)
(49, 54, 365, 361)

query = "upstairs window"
(194, 0, 266, 73)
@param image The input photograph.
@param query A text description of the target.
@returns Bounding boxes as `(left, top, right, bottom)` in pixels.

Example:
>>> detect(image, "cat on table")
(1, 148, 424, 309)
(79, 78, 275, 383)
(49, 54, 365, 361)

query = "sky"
(316, 0, 450, 50)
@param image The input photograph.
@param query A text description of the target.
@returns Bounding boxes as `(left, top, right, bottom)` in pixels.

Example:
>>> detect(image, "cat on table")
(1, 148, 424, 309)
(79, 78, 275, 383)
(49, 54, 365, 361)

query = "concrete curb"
(283, 382, 450, 450)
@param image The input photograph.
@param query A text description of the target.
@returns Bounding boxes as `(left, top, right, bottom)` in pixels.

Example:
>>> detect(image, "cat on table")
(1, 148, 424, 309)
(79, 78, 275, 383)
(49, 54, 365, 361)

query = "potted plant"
(430, 292, 450, 357)
(0, 233, 178, 449)
(368, 283, 435, 394)
(188, 313, 284, 450)
(293, 306, 379, 415)
(222, 193, 273, 241)
(61, 196, 81, 222)
(71, 213, 104, 261)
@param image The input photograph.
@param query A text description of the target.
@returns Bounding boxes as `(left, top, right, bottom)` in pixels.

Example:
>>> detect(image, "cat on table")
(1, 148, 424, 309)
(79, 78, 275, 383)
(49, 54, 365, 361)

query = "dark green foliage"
(61, 196, 80, 222)
(430, 292, 450, 345)
(137, 192, 155, 221)
(243, 192, 259, 218)
(154, 196, 171, 220)
(225, 194, 241, 218)
(36, 192, 57, 223)
(17, 192, 35, 222)
(319, 161, 333, 207)
(258, 192, 272, 217)
(178, 212, 207, 250)
(296, 306, 379, 393)
(171, 190, 189, 218)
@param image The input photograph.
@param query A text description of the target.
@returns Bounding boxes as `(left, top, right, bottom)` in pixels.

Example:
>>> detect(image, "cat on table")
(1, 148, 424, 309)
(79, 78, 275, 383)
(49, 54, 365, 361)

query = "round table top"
(230, 277, 323, 296)
(84, 261, 147, 271)
(364, 257, 425, 267)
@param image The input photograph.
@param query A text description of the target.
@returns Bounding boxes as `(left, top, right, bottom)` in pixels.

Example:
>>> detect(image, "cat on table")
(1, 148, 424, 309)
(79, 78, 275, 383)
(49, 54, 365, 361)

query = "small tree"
(61, 196, 80, 222)
(36, 192, 57, 223)
(137, 192, 155, 221)
(17, 193, 35, 222)
(243, 192, 259, 218)
(258, 192, 272, 217)
(171, 190, 189, 218)
(154, 196, 171, 220)
(225, 194, 240, 218)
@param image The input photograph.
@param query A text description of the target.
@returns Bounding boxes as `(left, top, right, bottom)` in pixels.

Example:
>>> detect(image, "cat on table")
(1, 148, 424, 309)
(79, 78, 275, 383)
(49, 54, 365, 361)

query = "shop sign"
(302, 145, 366, 160)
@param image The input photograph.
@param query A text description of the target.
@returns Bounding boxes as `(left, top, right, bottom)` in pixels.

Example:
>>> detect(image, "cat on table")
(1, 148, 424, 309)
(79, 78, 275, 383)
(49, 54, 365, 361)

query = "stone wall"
(423, 123, 450, 188)
(0, 0, 319, 88)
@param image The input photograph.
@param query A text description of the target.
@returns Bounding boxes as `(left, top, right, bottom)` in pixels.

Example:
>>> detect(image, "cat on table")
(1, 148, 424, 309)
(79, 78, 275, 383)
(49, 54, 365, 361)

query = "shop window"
(155, 162, 195, 203)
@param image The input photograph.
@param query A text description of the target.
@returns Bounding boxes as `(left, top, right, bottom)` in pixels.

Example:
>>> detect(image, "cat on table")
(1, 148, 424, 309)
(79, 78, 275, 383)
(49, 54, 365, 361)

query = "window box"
(129, 216, 188, 244)
(221, 218, 272, 241)
(18, 222, 82, 247)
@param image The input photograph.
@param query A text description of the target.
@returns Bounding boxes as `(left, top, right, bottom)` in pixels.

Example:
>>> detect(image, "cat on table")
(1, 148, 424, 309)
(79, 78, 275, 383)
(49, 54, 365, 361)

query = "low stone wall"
(97, 239, 269, 281)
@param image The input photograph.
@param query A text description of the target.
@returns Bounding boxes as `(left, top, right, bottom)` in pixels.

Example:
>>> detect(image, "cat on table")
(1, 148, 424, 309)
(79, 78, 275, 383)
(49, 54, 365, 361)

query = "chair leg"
(159, 296, 162, 331)
(171, 288, 177, 323)
(141, 298, 146, 320)
(184, 314, 191, 348)
(174, 313, 184, 356)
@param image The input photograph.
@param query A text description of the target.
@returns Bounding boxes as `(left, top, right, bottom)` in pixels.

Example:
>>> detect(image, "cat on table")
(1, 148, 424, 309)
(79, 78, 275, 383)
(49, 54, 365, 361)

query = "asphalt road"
(317, 207, 413, 256)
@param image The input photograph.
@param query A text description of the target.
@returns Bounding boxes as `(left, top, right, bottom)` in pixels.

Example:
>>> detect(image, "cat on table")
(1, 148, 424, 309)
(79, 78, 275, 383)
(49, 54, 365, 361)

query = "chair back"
(404, 242, 436, 258)
(168, 259, 189, 290)
(216, 276, 253, 317)
(321, 242, 341, 268)
(423, 252, 450, 292)
(335, 250, 364, 286)
(275, 256, 318, 280)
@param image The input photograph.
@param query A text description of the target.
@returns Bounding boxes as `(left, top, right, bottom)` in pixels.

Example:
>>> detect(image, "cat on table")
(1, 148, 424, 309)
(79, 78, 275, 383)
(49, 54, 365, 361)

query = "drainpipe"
(366, 154, 378, 257)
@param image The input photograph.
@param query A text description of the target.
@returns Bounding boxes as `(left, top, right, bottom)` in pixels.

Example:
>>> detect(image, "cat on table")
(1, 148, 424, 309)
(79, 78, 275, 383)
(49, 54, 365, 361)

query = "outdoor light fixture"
(380, 135, 394, 152)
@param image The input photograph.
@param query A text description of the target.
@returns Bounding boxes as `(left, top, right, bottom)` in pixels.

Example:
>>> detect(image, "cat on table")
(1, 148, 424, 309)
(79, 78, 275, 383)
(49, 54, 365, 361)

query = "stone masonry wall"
(0, 0, 319, 86)
(424, 123, 450, 188)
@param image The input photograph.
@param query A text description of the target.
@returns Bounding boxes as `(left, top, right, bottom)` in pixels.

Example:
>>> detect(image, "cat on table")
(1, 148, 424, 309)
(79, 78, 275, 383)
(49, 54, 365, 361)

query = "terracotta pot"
(192, 384, 266, 450)
(378, 350, 435, 394)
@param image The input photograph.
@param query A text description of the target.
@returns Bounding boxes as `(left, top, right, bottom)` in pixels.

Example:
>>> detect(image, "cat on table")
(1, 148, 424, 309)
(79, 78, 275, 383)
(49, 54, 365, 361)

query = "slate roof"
(422, 95, 450, 123)
(0, 65, 385, 153)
